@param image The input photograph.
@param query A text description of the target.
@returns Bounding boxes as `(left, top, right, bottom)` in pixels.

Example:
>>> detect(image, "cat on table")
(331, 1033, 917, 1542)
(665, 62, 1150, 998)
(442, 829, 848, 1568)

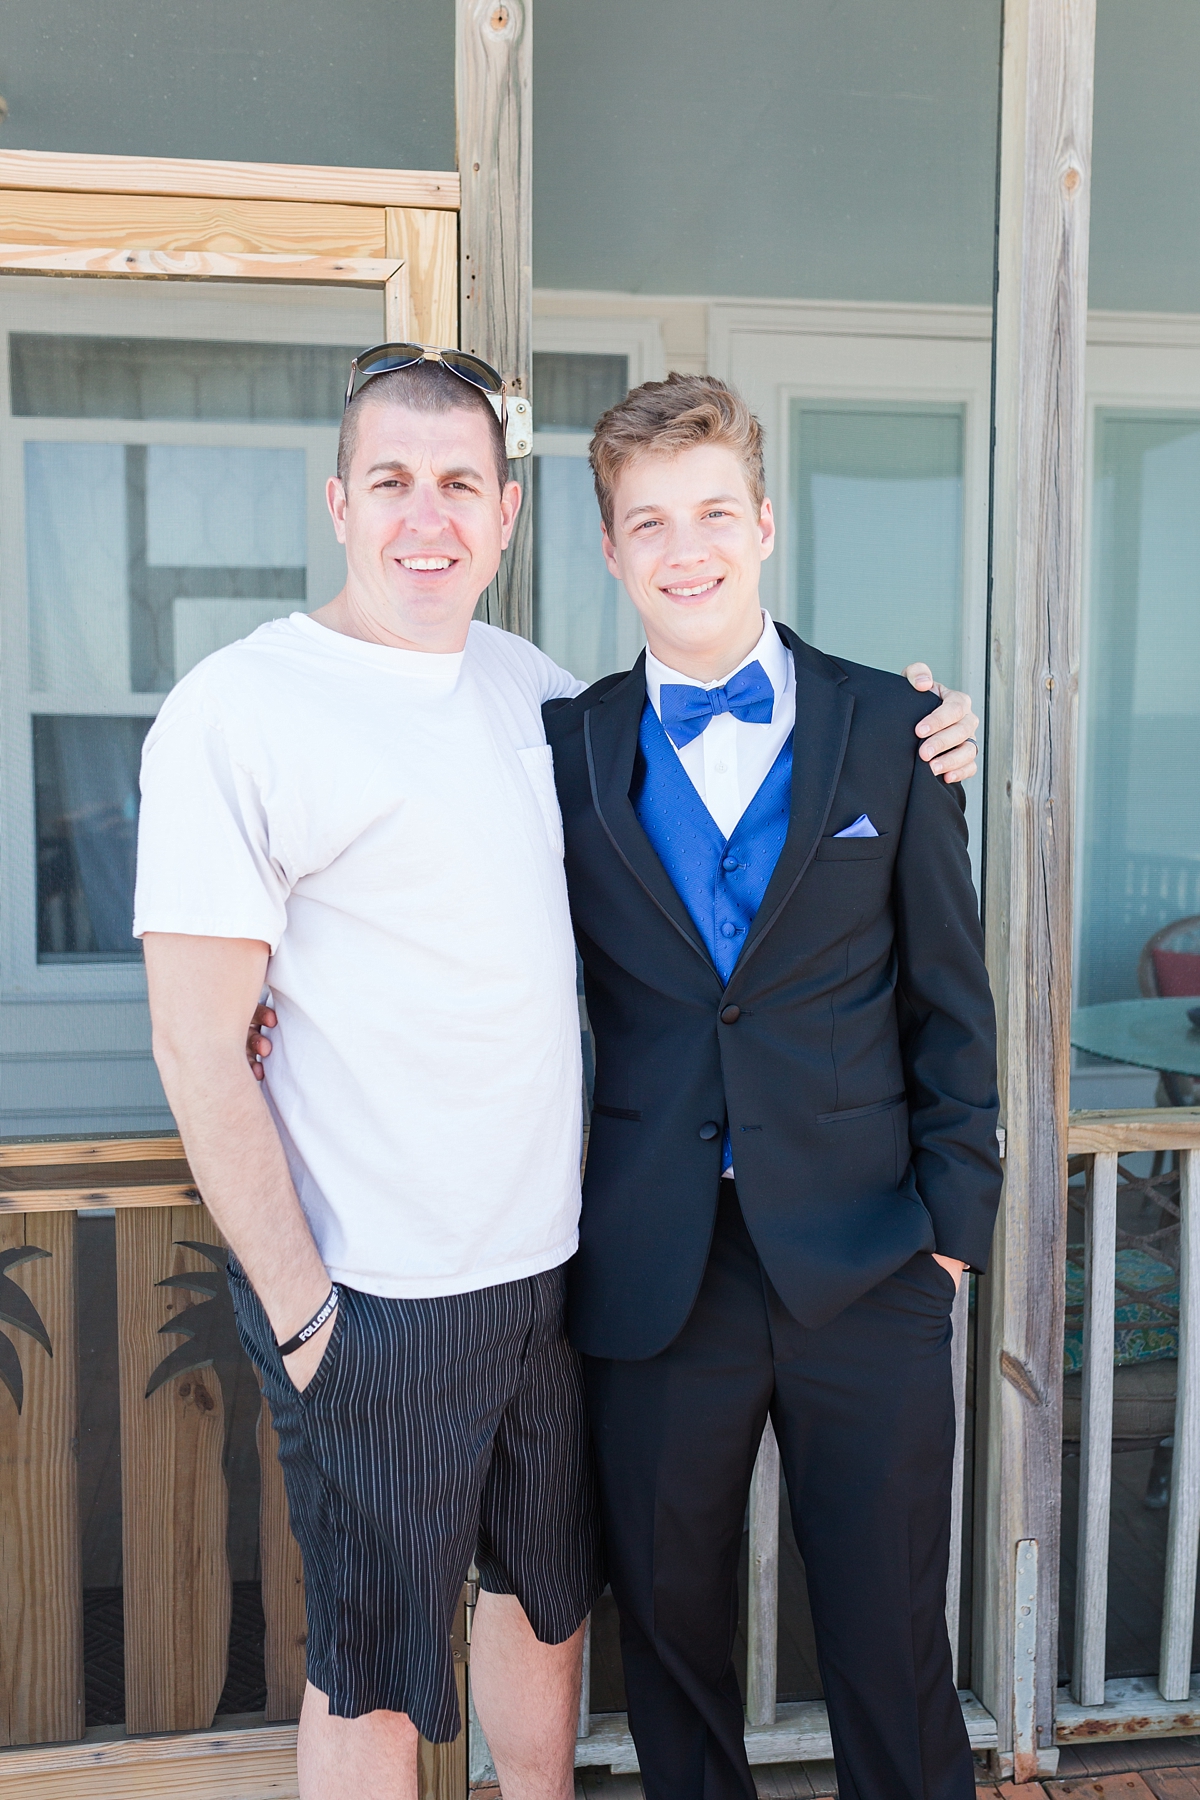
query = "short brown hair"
(337, 362, 508, 491)
(589, 372, 765, 531)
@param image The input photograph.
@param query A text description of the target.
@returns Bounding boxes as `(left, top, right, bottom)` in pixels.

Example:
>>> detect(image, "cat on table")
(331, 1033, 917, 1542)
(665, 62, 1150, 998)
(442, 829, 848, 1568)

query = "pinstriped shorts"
(228, 1259, 603, 1740)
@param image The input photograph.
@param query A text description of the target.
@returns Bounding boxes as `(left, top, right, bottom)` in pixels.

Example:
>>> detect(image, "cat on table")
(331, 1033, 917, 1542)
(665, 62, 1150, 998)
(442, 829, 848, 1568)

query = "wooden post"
(974, 0, 1095, 1772)
(0, 1212, 83, 1746)
(457, 0, 533, 638)
(1072, 1153, 1117, 1705)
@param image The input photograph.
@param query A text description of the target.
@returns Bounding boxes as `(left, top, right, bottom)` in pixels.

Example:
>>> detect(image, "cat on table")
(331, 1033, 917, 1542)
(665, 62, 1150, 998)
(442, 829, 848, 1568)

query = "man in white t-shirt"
(135, 351, 979, 1800)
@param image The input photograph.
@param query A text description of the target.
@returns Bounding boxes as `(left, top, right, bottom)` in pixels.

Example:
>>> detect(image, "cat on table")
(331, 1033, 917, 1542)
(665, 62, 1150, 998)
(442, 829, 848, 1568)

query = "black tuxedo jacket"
(543, 625, 1002, 1361)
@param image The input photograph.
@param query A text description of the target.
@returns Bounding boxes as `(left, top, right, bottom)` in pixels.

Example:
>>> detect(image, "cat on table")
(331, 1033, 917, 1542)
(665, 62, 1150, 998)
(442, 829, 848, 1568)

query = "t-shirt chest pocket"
(517, 744, 565, 859)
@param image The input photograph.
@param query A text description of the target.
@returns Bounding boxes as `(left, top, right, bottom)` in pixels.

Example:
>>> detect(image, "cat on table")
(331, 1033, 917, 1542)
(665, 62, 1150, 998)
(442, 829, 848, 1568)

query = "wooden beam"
(0, 244, 401, 286)
(0, 1213, 83, 1746)
(974, 0, 1096, 1772)
(116, 1209, 231, 1734)
(385, 208, 459, 347)
(0, 1720, 300, 1800)
(0, 149, 459, 210)
(1067, 1110, 1200, 1154)
(0, 192, 387, 257)
(457, 0, 533, 638)
(1, 1185, 199, 1215)
(0, 1137, 185, 1169)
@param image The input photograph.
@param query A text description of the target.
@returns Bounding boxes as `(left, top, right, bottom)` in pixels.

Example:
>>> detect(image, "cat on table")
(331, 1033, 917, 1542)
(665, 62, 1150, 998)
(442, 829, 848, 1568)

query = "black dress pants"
(582, 1184, 972, 1800)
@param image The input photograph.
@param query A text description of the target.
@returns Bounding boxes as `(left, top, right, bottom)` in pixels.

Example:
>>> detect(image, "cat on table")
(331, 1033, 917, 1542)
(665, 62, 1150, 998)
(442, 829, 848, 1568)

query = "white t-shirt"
(134, 613, 586, 1299)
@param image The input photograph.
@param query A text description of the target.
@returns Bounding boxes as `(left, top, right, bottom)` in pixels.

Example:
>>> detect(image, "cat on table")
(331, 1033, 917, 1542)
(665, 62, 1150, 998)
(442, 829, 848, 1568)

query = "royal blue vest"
(631, 699, 793, 1162)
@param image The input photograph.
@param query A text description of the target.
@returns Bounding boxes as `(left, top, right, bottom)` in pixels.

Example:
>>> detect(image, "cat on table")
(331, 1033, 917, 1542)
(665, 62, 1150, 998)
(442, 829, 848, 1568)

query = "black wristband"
(277, 1285, 339, 1358)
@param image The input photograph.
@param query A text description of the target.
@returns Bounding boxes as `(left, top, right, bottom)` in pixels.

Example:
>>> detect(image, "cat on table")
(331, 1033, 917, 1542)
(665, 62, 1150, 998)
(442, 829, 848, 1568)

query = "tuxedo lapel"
(732, 627, 854, 977)
(583, 657, 718, 980)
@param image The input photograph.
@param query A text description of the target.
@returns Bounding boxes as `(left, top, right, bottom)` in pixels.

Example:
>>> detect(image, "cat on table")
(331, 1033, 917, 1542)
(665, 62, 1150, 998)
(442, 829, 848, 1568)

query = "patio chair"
(1137, 914, 1200, 1108)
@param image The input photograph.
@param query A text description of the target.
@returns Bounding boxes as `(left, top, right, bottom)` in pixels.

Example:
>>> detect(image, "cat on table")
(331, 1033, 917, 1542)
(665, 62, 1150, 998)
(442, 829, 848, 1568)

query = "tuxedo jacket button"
(720, 1004, 741, 1024)
(698, 1121, 721, 1141)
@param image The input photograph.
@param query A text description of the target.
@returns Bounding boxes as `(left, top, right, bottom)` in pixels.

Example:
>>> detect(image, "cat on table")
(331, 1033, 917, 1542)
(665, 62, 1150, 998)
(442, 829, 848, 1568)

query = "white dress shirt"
(644, 612, 796, 840)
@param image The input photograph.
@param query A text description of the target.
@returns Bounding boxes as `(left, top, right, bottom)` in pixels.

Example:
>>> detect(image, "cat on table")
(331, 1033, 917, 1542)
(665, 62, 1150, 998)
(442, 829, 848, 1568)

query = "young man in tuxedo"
(541, 374, 1001, 1800)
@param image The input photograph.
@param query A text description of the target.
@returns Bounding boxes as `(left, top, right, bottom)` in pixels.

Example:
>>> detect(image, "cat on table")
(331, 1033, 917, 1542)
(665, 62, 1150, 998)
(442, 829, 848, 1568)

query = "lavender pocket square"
(833, 814, 879, 839)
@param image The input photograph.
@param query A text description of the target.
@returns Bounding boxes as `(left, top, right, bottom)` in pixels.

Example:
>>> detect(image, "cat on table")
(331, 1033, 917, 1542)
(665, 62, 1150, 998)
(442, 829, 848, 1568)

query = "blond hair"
(589, 372, 765, 531)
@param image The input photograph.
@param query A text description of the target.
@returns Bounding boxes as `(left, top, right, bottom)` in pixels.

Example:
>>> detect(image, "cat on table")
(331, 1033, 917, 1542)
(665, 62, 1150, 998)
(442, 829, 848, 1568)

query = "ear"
(327, 475, 348, 545)
(499, 477, 524, 549)
(758, 496, 776, 563)
(600, 522, 622, 581)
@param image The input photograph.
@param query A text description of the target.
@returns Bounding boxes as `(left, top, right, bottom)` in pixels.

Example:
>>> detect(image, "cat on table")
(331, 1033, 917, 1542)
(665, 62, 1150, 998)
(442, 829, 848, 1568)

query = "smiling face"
(600, 442, 775, 681)
(321, 397, 521, 652)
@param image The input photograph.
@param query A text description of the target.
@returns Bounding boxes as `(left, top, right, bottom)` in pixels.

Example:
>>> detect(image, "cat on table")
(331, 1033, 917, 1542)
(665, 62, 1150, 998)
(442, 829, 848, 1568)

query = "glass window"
(0, 274, 377, 1133)
(532, 351, 646, 685)
(33, 715, 150, 961)
(1078, 414, 1200, 1014)
(790, 403, 965, 688)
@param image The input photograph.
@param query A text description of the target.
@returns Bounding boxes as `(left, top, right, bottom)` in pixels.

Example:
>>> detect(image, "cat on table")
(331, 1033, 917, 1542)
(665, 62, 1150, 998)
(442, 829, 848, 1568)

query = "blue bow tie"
(658, 660, 775, 749)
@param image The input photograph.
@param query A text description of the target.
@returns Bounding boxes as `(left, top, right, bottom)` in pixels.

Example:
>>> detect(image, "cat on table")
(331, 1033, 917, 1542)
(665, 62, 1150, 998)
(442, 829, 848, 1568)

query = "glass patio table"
(1070, 997, 1200, 1077)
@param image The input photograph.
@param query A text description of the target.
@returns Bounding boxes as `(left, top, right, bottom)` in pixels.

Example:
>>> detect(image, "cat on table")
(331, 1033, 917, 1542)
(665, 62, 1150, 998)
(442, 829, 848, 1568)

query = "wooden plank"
(0, 1136, 184, 1169)
(577, 1612, 592, 1739)
(974, 0, 1095, 1764)
(0, 148, 459, 209)
(1160, 1151, 1200, 1700)
(0, 1212, 83, 1746)
(457, 0, 532, 639)
(116, 1206, 231, 1734)
(0, 244, 400, 285)
(417, 1590, 469, 1800)
(0, 192, 385, 256)
(1073, 1153, 1118, 1706)
(1068, 1113, 1200, 1155)
(0, 1722, 299, 1800)
(1145, 1775, 1200, 1800)
(257, 1397, 306, 1724)
(573, 1692, 998, 1774)
(746, 1417, 781, 1729)
(2, 1184, 200, 1215)
(1058, 1675, 1200, 1742)
(946, 1273, 970, 1683)
(386, 208, 459, 347)
(1044, 1780, 1156, 1799)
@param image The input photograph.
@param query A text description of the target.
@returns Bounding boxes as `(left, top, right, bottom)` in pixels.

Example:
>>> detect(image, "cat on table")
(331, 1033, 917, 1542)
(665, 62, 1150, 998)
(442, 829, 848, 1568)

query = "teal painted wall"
(0, 0, 1196, 312)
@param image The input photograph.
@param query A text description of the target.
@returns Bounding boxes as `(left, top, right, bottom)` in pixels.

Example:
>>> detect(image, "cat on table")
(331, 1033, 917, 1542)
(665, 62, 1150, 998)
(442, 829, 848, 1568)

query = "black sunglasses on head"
(344, 343, 532, 457)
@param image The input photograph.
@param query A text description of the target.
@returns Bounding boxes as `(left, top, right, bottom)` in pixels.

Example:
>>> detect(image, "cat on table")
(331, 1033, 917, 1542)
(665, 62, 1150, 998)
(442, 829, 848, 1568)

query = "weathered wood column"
(457, 0, 533, 638)
(974, 0, 1096, 1778)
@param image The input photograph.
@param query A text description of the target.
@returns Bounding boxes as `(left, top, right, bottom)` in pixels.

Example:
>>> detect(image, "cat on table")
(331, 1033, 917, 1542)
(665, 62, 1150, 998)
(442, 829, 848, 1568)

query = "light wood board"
(0, 148, 459, 210)
(1068, 1111, 1200, 1154)
(0, 1213, 83, 1746)
(116, 1207, 231, 1734)
(457, 0, 533, 639)
(0, 244, 401, 285)
(0, 192, 386, 257)
(0, 1137, 185, 1169)
(385, 207, 458, 346)
(0, 1721, 299, 1800)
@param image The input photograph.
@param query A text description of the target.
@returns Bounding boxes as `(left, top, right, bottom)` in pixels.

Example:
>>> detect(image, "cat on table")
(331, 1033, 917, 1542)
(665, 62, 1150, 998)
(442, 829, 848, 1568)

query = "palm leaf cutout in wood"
(0, 1246, 52, 1414)
(145, 1241, 238, 1410)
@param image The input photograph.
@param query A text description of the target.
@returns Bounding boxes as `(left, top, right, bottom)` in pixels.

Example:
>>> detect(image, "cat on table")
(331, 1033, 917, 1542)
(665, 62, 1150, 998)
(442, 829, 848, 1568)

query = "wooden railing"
(1057, 1108, 1200, 1746)
(0, 1135, 465, 1799)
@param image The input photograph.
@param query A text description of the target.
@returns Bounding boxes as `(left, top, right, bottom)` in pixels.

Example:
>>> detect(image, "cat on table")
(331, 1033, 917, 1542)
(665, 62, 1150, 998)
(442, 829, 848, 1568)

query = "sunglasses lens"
(345, 343, 425, 407)
(438, 350, 505, 393)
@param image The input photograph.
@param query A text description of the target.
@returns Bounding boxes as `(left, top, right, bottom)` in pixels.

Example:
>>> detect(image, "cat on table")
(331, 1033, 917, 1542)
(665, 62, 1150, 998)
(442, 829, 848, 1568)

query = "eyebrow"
(364, 460, 488, 484)
(622, 492, 744, 523)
